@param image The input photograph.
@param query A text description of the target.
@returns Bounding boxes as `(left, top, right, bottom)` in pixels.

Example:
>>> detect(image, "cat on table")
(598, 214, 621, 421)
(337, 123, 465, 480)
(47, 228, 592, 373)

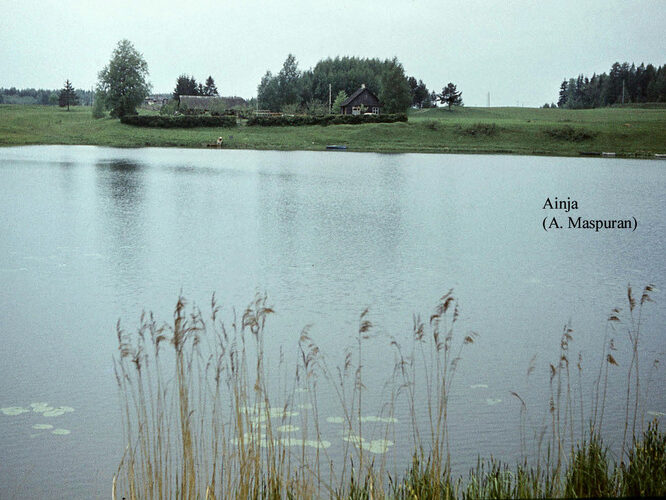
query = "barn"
(340, 85, 381, 115)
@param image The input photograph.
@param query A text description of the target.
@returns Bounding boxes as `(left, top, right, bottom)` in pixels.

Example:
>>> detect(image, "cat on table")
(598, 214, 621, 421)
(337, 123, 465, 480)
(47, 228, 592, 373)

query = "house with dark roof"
(340, 85, 381, 115)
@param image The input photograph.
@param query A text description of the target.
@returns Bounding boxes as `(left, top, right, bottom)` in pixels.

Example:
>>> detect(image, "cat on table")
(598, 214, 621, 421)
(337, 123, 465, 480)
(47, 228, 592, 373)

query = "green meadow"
(1, 104, 665, 157)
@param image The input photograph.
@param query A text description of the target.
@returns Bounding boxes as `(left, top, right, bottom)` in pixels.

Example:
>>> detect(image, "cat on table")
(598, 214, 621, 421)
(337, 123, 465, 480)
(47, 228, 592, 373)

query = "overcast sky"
(1, 0, 664, 107)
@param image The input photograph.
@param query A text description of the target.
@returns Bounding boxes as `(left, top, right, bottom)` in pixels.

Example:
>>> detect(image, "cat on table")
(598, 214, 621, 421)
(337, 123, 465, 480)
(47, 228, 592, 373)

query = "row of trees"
(173, 75, 219, 100)
(258, 55, 446, 114)
(557, 62, 666, 109)
(0, 86, 93, 106)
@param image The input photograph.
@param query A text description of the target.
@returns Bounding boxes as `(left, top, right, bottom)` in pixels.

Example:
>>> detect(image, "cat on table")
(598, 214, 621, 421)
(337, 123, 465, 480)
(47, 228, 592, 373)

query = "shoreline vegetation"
(2, 104, 666, 158)
(113, 286, 665, 499)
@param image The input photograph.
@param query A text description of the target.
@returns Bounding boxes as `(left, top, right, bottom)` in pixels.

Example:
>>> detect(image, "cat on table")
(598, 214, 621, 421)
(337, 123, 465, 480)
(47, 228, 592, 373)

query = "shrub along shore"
(1, 104, 665, 157)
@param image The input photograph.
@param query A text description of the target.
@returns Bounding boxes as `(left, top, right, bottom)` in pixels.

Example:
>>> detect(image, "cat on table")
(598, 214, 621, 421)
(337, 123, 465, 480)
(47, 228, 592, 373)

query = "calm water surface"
(1, 146, 664, 498)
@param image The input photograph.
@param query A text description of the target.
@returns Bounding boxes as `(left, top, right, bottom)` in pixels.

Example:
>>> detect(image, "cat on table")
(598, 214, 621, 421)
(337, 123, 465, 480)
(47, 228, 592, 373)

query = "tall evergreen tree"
(203, 76, 219, 96)
(408, 76, 430, 108)
(173, 75, 199, 101)
(58, 79, 78, 110)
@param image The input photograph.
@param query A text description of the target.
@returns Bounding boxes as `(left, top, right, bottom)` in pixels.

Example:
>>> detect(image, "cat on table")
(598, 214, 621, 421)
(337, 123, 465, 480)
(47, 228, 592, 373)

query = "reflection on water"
(0, 146, 664, 498)
(95, 160, 147, 297)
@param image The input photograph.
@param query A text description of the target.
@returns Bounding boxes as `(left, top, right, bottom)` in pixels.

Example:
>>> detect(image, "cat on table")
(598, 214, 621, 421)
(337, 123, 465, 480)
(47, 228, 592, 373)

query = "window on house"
(352, 106, 361, 115)
(372, 107, 379, 115)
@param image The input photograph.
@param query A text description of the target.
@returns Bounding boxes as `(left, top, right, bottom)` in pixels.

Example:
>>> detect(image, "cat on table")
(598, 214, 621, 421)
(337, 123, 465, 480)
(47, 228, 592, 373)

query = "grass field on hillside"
(1, 104, 665, 157)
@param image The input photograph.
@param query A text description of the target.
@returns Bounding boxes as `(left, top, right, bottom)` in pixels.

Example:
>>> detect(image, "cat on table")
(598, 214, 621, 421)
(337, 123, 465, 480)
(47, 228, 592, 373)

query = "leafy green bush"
(544, 125, 595, 142)
(246, 113, 408, 126)
(159, 101, 179, 116)
(120, 115, 236, 128)
(92, 94, 106, 119)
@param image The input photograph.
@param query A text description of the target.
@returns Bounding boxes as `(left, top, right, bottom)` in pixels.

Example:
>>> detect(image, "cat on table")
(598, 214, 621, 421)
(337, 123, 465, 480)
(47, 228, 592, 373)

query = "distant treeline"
(558, 62, 666, 109)
(257, 55, 435, 114)
(0, 87, 94, 106)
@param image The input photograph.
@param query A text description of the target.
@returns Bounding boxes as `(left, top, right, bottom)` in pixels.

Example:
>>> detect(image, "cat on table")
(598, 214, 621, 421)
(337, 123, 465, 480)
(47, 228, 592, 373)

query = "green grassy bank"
(2, 104, 666, 157)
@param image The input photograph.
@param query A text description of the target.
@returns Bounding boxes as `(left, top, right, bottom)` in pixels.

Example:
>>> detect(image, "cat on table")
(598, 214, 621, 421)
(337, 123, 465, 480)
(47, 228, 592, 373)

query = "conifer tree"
(203, 76, 219, 96)
(173, 75, 199, 101)
(438, 82, 463, 110)
(58, 79, 78, 111)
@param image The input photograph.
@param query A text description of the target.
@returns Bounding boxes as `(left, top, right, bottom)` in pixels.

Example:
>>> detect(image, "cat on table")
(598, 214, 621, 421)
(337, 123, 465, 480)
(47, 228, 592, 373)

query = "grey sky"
(1, 0, 664, 106)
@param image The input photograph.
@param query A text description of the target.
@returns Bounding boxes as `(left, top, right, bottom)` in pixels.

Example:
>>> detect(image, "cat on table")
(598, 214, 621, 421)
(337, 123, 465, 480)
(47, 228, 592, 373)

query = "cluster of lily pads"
(1, 402, 73, 436)
(232, 401, 398, 454)
(469, 383, 503, 406)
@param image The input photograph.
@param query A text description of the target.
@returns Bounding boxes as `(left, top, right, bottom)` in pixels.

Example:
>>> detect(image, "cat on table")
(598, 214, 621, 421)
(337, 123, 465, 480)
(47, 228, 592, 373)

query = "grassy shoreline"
(2, 104, 666, 158)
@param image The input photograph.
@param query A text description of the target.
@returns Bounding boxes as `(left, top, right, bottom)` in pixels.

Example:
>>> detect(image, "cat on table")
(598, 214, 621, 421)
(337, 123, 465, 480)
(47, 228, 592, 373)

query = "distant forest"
(558, 62, 666, 108)
(0, 87, 94, 106)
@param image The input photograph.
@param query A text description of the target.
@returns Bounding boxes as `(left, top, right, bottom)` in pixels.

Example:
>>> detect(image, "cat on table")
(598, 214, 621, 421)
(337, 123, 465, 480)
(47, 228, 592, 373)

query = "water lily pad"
(32, 424, 54, 430)
(32, 406, 54, 414)
(52, 429, 71, 435)
(58, 406, 75, 413)
(326, 416, 344, 424)
(231, 433, 270, 447)
(297, 403, 313, 410)
(43, 409, 66, 417)
(1, 406, 30, 416)
(277, 425, 299, 433)
(363, 439, 394, 454)
(486, 398, 502, 406)
(647, 411, 665, 417)
(343, 434, 366, 446)
(247, 414, 267, 424)
(471, 384, 488, 389)
(279, 437, 331, 449)
(360, 415, 398, 423)
(265, 407, 298, 418)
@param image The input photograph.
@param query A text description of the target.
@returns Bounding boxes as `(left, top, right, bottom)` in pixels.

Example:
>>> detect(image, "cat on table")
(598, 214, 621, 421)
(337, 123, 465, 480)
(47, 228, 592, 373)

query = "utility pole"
(487, 92, 490, 107)
(329, 84, 332, 114)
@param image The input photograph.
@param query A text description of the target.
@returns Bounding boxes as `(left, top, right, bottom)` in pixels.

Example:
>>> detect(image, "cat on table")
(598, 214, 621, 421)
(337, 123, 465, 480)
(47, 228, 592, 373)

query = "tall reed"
(112, 286, 664, 499)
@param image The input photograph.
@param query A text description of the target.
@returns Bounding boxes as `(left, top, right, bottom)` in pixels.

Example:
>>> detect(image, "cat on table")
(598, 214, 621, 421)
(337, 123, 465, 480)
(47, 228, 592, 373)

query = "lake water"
(1, 146, 664, 498)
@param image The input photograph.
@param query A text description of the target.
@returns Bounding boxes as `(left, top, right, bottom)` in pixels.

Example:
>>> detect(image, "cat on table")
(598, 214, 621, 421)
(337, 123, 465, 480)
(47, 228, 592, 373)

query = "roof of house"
(179, 95, 224, 108)
(179, 95, 248, 108)
(340, 87, 380, 107)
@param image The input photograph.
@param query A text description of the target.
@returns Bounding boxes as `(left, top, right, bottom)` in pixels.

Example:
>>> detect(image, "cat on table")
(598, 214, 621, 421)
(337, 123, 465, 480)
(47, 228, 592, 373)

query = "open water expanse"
(0, 146, 665, 498)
